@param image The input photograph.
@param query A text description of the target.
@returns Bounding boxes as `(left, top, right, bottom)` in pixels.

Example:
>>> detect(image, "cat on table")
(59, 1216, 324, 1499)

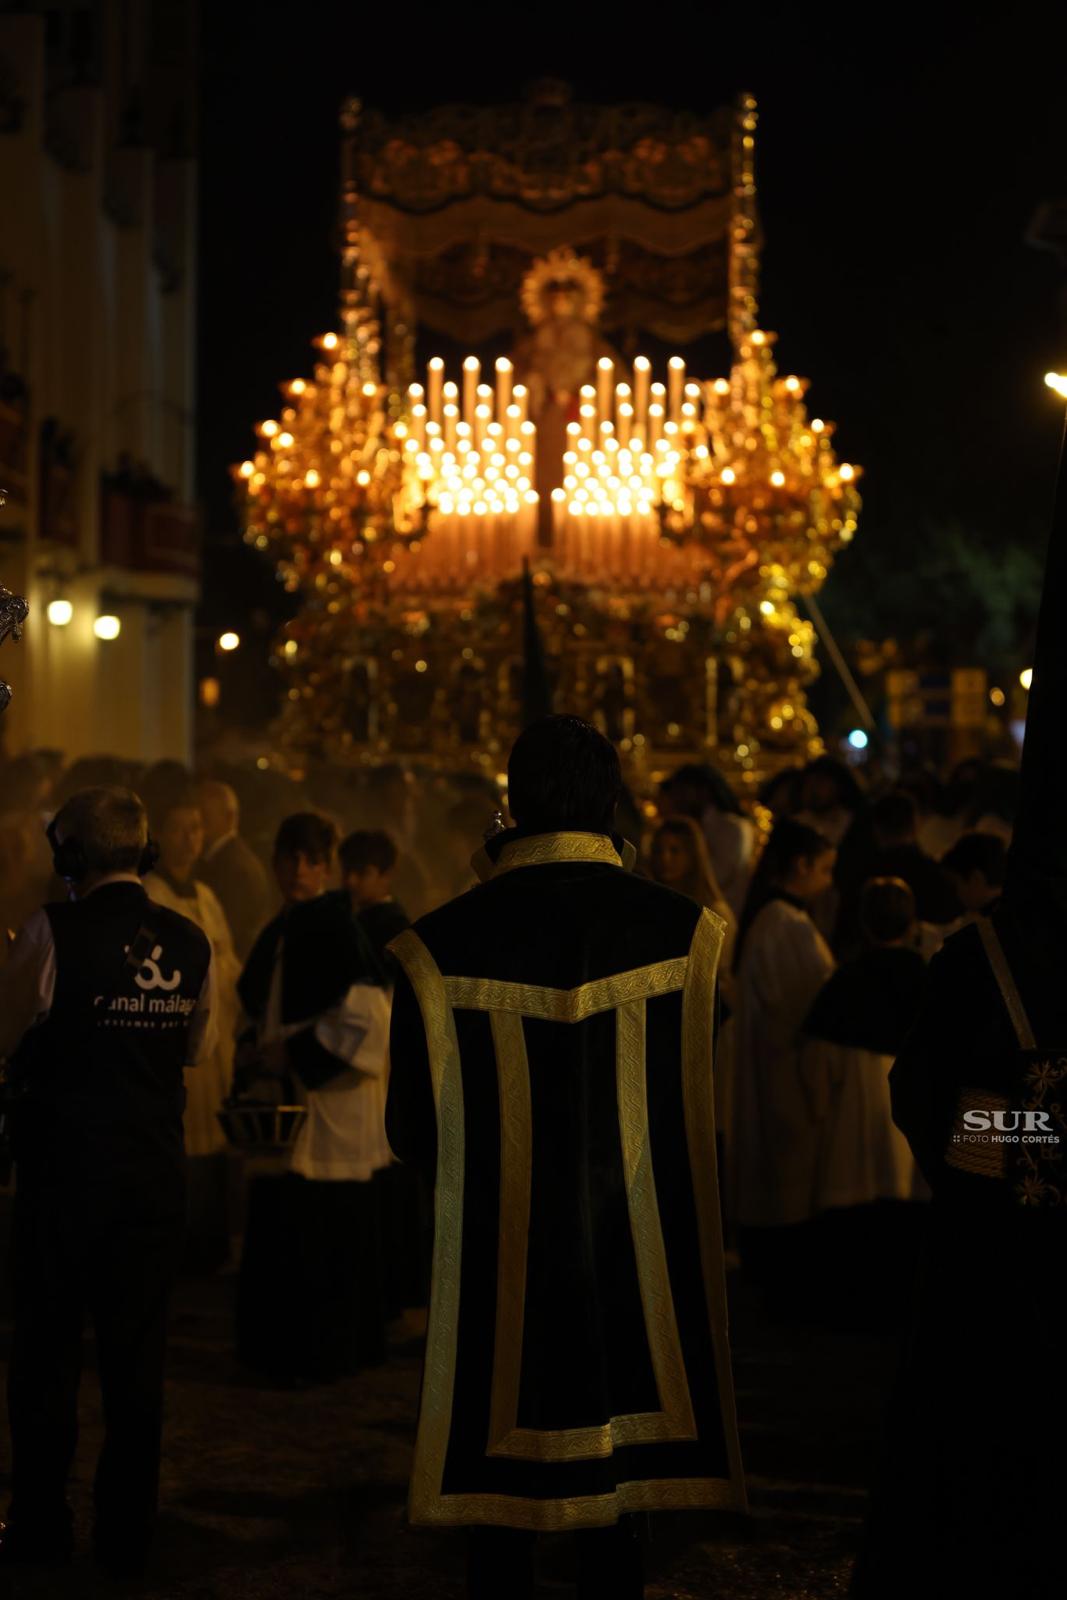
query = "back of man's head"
(53, 786, 148, 876)
(197, 778, 239, 842)
(339, 829, 398, 875)
(860, 875, 917, 946)
(507, 715, 622, 836)
(872, 790, 918, 849)
(273, 810, 338, 863)
(941, 830, 1007, 888)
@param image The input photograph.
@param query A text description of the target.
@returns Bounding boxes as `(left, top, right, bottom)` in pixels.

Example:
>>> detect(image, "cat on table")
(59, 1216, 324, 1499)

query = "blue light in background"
(847, 728, 869, 751)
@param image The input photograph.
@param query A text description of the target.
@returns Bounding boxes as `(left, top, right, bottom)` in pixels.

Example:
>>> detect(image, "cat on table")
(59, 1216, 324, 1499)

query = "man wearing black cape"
(852, 423, 1067, 1596)
(385, 716, 746, 1600)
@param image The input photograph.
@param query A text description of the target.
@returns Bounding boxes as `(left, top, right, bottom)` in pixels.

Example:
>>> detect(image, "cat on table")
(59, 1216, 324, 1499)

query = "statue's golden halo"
(520, 248, 605, 328)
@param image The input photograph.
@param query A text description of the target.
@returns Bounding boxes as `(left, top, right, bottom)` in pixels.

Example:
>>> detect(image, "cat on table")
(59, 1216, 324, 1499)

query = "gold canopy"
(348, 81, 754, 363)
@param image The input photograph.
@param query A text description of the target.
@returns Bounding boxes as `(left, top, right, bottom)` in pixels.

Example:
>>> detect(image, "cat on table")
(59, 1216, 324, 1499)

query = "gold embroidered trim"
(388, 929, 465, 1522)
(408, 1473, 741, 1530)
(445, 959, 689, 1022)
(493, 831, 623, 876)
(945, 1085, 1010, 1179)
(681, 909, 748, 1513)
(487, 997, 696, 1463)
(976, 918, 1036, 1050)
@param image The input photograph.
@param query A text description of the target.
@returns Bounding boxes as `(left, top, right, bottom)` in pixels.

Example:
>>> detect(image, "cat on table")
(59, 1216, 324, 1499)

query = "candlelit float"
(234, 87, 861, 781)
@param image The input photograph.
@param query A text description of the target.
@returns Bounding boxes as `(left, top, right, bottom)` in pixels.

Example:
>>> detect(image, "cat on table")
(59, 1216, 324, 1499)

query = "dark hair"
(507, 715, 622, 835)
(339, 829, 397, 874)
(661, 762, 744, 818)
(149, 784, 201, 836)
(860, 876, 916, 944)
(941, 758, 985, 816)
(139, 760, 195, 834)
(735, 817, 833, 966)
(758, 765, 802, 815)
(962, 764, 1020, 829)
(802, 754, 866, 813)
(872, 790, 918, 844)
(53, 786, 148, 875)
(273, 811, 338, 863)
(941, 831, 1008, 887)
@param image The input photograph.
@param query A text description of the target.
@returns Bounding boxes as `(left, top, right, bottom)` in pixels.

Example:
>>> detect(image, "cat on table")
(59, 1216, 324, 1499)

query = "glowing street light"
(218, 631, 241, 652)
(1044, 372, 1067, 400)
(46, 599, 73, 627)
(93, 614, 121, 641)
(847, 728, 869, 750)
(1020, 667, 1033, 691)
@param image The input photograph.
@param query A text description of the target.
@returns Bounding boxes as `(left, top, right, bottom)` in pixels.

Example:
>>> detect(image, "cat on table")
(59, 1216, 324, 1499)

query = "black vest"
(14, 882, 212, 1189)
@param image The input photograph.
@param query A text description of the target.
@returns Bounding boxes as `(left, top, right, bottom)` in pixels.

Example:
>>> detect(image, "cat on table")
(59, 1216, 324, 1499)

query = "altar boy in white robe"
(731, 819, 836, 1290)
(235, 814, 392, 1383)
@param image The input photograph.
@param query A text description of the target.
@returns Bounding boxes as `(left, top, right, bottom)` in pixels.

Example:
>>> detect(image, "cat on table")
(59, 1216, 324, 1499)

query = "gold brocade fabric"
(492, 832, 624, 875)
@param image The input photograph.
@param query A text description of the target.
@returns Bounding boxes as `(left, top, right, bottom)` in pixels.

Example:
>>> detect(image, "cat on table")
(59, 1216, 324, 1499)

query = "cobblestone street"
(0, 1266, 899, 1599)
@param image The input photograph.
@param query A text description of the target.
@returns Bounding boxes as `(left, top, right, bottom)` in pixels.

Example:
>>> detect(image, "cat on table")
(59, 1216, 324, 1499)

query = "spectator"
(649, 815, 736, 976)
(940, 831, 1007, 923)
(659, 762, 756, 919)
(143, 789, 240, 1271)
(338, 828, 427, 1321)
(234, 813, 392, 1383)
(195, 779, 272, 961)
(794, 755, 866, 848)
(339, 829, 410, 974)
(731, 819, 836, 1287)
(802, 879, 928, 1213)
(868, 791, 962, 926)
(0, 787, 213, 1577)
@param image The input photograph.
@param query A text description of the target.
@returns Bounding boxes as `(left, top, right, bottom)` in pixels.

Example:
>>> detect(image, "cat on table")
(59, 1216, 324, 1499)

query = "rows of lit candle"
(394, 358, 538, 589)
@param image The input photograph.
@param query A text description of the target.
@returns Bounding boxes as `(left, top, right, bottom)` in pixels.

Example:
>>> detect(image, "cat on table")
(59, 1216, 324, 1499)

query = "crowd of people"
(0, 735, 1024, 1586)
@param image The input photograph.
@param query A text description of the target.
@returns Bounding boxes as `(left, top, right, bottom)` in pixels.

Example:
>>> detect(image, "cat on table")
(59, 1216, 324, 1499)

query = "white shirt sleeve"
(312, 983, 392, 1079)
(184, 953, 218, 1068)
(0, 909, 57, 1062)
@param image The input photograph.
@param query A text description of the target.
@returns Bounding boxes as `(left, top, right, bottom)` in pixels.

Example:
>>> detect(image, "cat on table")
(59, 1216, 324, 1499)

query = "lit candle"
(495, 357, 512, 417)
(617, 398, 633, 448)
(597, 357, 614, 428)
(427, 359, 444, 426)
(443, 402, 458, 451)
(668, 357, 685, 422)
(521, 419, 536, 488)
(633, 357, 650, 434)
(512, 384, 528, 424)
(463, 357, 480, 426)
(648, 403, 664, 447)
(552, 487, 566, 566)
(411, 403, 427, 449)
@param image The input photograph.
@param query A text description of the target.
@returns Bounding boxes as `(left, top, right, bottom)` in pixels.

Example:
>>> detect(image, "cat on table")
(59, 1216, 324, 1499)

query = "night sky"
(196, 9, 1067, 718)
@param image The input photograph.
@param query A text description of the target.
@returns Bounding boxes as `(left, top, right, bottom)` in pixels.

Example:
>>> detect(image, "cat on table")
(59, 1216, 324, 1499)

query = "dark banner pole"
(0, 490, 29, 716)
(1005, 402, 1067, 914)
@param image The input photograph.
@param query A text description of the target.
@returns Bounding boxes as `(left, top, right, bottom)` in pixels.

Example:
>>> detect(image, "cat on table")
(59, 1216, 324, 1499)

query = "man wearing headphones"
(0, 786, 215, 1578)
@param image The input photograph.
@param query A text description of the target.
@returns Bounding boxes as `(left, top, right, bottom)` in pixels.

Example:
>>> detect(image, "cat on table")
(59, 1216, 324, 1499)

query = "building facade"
(0, 0, 198, 764)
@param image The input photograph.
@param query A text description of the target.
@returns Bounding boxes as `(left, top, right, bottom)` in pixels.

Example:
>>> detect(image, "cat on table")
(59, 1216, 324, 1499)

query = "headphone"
(46, 819, 160, 884)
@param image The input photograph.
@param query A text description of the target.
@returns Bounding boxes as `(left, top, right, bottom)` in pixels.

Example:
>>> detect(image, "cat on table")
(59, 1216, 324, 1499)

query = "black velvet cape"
(385, 829, 746, 1530)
